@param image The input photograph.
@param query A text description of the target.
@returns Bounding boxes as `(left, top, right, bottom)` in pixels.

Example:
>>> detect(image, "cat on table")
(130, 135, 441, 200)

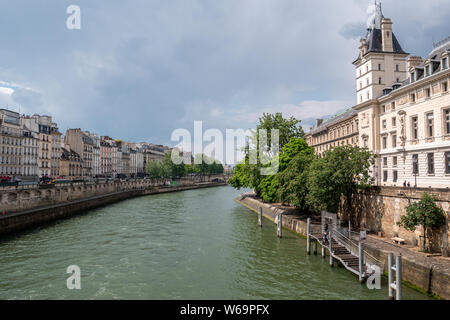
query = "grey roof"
(379, 36, 449, 98)
(367, 28, 406, 55)
(308, 108, 357, 135)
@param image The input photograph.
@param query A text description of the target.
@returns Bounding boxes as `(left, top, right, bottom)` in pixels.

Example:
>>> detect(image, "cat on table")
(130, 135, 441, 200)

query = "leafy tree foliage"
(397, 192, 446, 251)
(306, 145, 375, 214)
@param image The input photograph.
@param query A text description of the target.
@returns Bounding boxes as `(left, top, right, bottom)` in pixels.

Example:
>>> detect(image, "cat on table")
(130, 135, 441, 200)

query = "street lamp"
(412, 156, 418, 188)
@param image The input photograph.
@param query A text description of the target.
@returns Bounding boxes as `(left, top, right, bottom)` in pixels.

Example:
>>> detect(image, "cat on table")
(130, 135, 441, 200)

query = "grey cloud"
(0, 0, 448, 146)
(339, 21, 366, 40)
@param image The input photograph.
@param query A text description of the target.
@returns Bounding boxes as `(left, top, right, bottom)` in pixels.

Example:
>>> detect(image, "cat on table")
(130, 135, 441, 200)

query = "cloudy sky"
(0, 0, 449, 147)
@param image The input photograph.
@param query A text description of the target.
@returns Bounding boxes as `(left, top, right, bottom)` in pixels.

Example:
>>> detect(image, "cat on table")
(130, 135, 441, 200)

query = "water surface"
(0, 186, 430, 300)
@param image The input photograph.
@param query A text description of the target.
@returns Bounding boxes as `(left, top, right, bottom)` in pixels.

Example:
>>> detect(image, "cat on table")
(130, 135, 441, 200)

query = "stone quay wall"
(235, 194, 449, 300)
(0, 176, 228, 236)
(350, 186, 450, 256)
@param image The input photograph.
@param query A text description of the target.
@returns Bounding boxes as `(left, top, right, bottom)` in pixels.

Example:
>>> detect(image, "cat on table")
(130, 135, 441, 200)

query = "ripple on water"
(0, 187, 432, 300)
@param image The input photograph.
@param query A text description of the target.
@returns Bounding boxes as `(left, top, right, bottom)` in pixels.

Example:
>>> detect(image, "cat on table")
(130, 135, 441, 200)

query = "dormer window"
(425, 65, 430, 77)
(411, 72, 415, 82)
(443, 57, 448, 70)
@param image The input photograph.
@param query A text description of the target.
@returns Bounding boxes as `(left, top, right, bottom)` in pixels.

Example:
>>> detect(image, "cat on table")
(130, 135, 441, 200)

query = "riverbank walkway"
(307, 212, 384, 282)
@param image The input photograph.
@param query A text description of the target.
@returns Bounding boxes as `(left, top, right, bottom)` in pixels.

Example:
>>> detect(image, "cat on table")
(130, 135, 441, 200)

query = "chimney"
(381, 18, 393, 52)
(359, 38, 368, 56)
(316, 119, 323, 127)
(407, 56, 423, 71)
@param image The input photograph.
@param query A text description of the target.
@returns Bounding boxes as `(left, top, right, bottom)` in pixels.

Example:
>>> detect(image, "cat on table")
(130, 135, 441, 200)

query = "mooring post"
(277, 214, 282, 238)
(321, 244, 325, 258)
(358, 242, 364, 283)
(396, 254, 402, 301)
(313, 240, 317, 255)
(329, 231, 333, 267)
(307, 218, 311, 255)
(258, 207, 262, 227)
(388, 252, 394, 300)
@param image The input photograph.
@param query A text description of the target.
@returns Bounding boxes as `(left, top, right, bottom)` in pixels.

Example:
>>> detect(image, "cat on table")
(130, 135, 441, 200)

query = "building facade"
(64, 129, 94, 177)
(60, 146, 82, 179)
(306, 3, 450, 188)
(0, 109, 23, 180)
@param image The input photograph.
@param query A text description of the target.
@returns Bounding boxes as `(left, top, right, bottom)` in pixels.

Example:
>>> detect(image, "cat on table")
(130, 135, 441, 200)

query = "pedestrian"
(323, 224, 329, 243)
(403, 181, 407, 187)
(407, 182, 410, 188)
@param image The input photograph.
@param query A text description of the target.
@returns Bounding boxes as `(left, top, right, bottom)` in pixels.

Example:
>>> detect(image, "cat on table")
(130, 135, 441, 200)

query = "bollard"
(388, 253, 394, 300)
(277, 214, 282, 238)
(306, 218, 311, 255)
(313, 240, 317, 255)
(358, 242, 364, 283)
(329, 231, 333, 267)
(396, 254, 402, 301)
(258, 207, 262, 227)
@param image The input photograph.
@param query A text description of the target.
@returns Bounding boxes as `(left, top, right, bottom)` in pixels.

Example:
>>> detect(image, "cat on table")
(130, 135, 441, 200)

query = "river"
(0, 186, 430, 300)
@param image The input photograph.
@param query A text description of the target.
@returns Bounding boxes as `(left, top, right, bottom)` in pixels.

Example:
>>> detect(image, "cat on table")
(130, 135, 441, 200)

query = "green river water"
(0, 186, 430, 300)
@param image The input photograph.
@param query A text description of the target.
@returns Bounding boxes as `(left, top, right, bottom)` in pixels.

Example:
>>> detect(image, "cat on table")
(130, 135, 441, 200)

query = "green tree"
(230, 114, 305, 197)
(397, 192, 446, 252)
(277, 152, 315, 210)
(306, 145, 375, 215)
(257, 113, 305, 151)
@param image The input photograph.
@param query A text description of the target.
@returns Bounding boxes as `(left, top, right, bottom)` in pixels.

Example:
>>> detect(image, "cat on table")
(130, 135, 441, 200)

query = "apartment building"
(60, 145, 82, 179)
(64, 129, 94, 177)
(0, 109, 23, 179)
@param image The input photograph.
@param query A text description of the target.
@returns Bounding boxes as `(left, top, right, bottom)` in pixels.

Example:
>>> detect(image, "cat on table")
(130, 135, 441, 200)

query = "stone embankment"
(0, 176, 228, 236)
(235, 193, 449, 300)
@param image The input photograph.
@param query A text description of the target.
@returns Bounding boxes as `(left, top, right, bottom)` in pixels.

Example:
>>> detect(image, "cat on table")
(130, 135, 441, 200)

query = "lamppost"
(412, 156, 418, 188)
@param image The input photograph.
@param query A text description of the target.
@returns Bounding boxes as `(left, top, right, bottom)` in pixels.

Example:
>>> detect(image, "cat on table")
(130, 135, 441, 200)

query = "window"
(391, 101, 396, 110)
(443, 57, 448, 70)
(411, 72, 415, 82)
(392, 117, 396, 127)
(382, 120, 387, 129)
(425, 65, 430, 77)
(393, 170, 398, 183)
(396, 64, 399, 72)
(427, 113, 434, 137)
(412, 116, 418, 139)
(378, 64, 381, 71)
(382, 105, 386, 113)
(393, 156, 398, 167)
(379, 77, 382, 84)
(383, 157, 388, 168)
(443, 82, 448, 93)
(425, 88, 431, 98)
(410, 93, 416, 103)
(383, 170, 388, 182)
(392, 134, 397, 148)
(382, 136, 387, 149)
(428, 153, 435, 174)
(412, 154, 419, 174)
(446, 152, 450, 174)
(445, 109, 450, 135)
